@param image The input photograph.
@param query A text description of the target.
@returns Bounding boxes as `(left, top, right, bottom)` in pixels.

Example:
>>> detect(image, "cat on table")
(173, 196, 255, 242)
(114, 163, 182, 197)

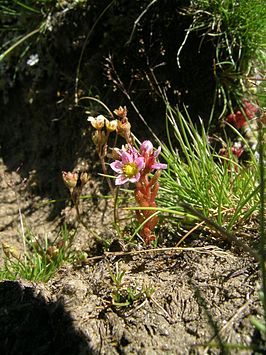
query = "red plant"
(226, 99, 258, 130)
(111, 141, 167, 244)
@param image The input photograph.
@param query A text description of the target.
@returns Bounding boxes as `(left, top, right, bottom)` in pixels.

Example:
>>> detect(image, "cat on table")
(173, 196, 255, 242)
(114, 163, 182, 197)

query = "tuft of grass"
(187, 0, 266, 62)
(0, 224, 75, 282)
(157, 104, 260, 232)
(179, 0, 266, 121)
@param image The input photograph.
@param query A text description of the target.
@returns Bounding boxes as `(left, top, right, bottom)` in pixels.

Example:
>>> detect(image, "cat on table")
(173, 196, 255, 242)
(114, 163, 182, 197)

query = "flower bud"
(117, 117, 131, 141)
(62, 171, 78, 189)
(111, 148, 121, 160)
(114, 106, 127, 119)
(92, 130, 99, 146)
(79, 172, 89, 187)
(140, 140, 154, 155)
(47, 245, 59, 259)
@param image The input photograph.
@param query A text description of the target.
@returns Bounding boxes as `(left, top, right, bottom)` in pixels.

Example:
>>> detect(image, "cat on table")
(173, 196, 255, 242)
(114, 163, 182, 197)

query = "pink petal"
(131, 146, 140, 159)
(115, 175, 129, 185)
(129, 172, 141, 183)
(127, 144, 134, 154)
(121, 151, 133, 164)
(154, 146, 161, 158)
(136, 157, 145, 170)
(140, 140, 153, 155)
(110, 161, 123, 173)
(151, 163, 167, 170)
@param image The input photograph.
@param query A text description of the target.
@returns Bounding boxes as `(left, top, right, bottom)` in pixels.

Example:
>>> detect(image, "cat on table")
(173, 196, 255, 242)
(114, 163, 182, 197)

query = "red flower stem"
(134, 171, 160, 244)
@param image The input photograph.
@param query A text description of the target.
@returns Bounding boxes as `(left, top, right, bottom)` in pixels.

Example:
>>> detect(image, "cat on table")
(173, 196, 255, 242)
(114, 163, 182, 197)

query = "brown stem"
(71, 194, 90, 232)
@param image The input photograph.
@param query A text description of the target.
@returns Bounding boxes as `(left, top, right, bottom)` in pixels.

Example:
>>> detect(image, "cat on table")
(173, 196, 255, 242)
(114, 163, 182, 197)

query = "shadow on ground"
(0, 280, 93, 355)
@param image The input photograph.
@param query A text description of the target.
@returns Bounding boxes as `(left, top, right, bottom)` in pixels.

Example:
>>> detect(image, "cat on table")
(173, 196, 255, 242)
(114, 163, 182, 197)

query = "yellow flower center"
(123, 162, 138, 178)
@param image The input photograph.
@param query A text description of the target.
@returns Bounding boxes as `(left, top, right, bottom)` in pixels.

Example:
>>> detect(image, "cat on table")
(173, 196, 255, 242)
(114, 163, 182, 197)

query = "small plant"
(62, 170, 89, 227)
(109, 262, 152, 308)
(157, 104, 261, 237)
(0, 224, 75, 282)
(109, 262, 125, 289)
(110, 141, 167, 244)
(109, 262, 130, 306)
(85, 104, 167, 244)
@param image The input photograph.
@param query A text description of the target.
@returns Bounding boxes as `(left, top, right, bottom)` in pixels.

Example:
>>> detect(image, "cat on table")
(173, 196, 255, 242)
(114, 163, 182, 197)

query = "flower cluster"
(87, 115, 118, 132)
(110, 140, 167, 244)
(110, 141, 167, 186)
(113, 106, 132, 143)
(87, 106, 132, 147)
(86, 107, 167, 244)
(225, 99, 262, 159)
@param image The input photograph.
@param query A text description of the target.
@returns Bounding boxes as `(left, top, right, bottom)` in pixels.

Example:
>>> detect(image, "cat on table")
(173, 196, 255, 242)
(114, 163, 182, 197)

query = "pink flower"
(140, 140, 167, 172)
(119, 144, 140, 160)
(110, 145, 145, 185)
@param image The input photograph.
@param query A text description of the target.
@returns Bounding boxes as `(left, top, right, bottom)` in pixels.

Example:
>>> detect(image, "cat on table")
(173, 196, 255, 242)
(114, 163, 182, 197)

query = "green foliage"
(157, 105, 260, 231)
(109, 262, 125, 289)
(109, 262, 154, 307)
(258, 120, 266, 328)
(0, 224, 75, 282)
(1, 0, 264, 125)
(189, 0, 265, 55)
(183, 0, 266, 116)
(112, 286, 142, 307)
(109, 263, 136, 307)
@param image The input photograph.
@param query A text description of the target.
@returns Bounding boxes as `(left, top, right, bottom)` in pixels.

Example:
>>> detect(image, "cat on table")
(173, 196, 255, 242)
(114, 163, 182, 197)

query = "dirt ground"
(0, 155, 265, 355)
